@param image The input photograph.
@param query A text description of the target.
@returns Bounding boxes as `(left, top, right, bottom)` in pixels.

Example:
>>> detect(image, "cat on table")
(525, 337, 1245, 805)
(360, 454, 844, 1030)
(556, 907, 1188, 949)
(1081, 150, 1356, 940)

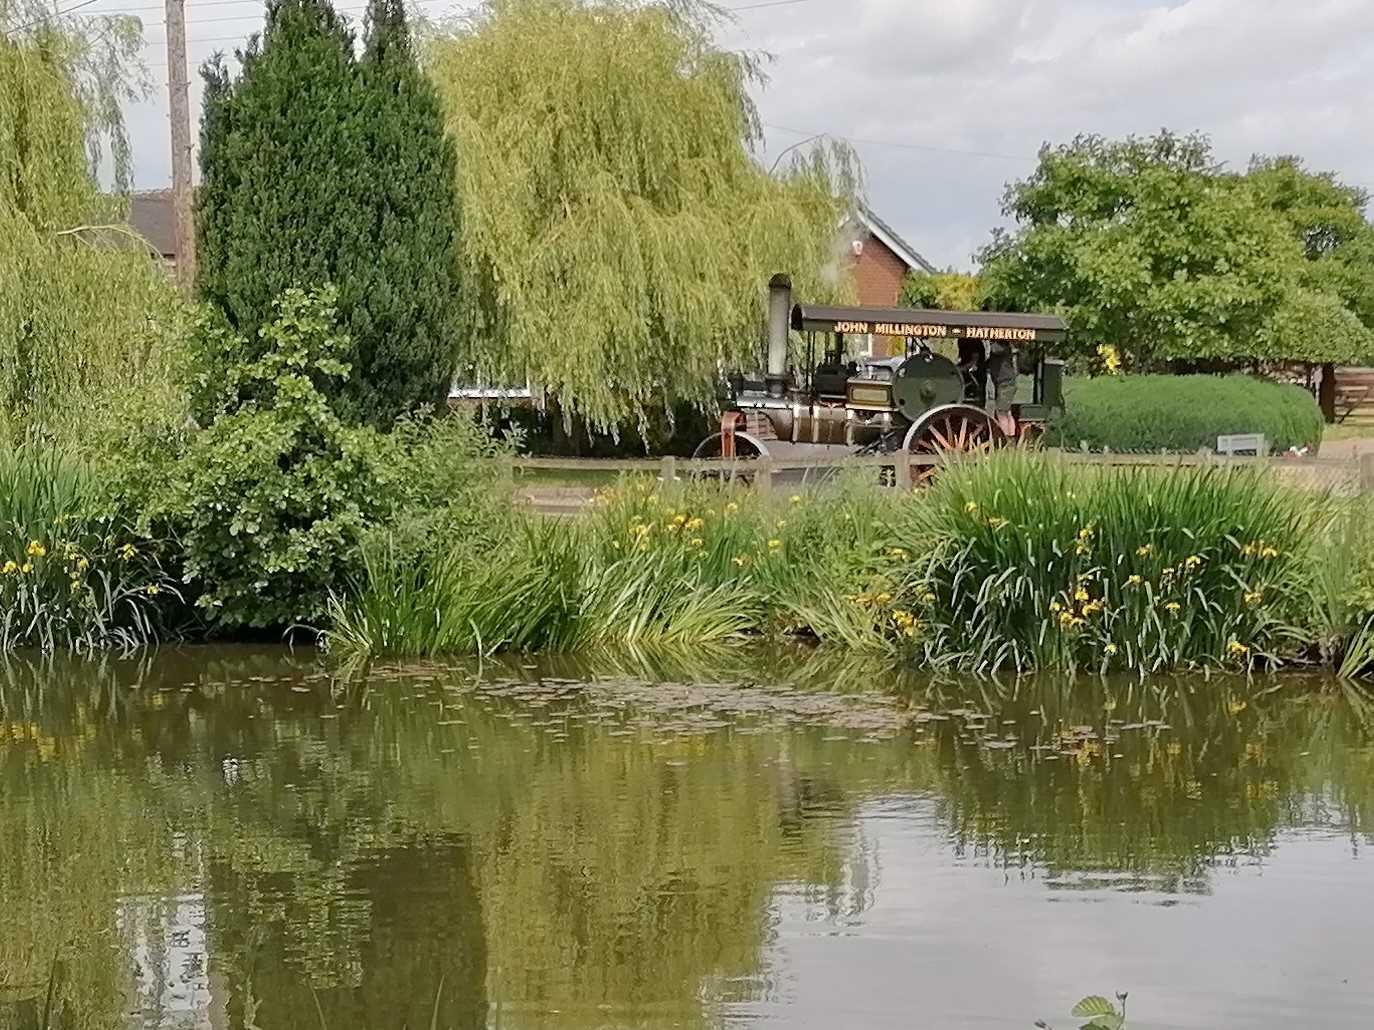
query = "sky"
(103, 0, 1374, 271)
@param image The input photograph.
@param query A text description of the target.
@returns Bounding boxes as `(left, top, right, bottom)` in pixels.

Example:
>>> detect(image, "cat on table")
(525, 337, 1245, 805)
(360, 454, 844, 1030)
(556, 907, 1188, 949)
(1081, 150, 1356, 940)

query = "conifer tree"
(196, 0, 459, 424)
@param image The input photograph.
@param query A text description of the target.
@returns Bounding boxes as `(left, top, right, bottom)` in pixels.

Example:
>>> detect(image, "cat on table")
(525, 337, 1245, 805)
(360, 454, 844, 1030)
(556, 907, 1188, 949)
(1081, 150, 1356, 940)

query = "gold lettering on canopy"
(833, 321, 871, 334)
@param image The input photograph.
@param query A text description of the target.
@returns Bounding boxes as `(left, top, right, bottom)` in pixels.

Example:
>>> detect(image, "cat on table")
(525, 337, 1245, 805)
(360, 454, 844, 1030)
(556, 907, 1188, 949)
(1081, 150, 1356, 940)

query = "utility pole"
(164, 0, 196, 295)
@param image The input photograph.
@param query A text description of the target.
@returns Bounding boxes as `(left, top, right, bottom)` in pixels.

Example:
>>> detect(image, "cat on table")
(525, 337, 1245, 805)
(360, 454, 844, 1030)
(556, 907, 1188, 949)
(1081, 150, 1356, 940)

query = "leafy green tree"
(196, 0, 459, 423)
(0, 37, 182, 444)
(900, 271, 982, 311)
(980, 132, 1374, 372)
(425, 0, 858, 437)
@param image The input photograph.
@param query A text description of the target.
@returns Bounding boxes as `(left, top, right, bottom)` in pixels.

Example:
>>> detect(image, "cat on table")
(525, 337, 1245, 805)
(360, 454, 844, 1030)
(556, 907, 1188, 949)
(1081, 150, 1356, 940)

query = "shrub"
(905, 450, 1316, 673)
(1046, 375, 1323, 453)
(156, 287, 504, 632)
(0, 444, 178, 652)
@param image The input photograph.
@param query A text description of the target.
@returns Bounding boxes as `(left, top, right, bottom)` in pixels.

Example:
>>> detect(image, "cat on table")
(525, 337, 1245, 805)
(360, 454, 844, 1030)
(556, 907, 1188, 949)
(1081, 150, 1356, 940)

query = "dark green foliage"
(196, 0, 459, 424)
(1046, 375, 1324, 453)
(157, 287, 503, 631)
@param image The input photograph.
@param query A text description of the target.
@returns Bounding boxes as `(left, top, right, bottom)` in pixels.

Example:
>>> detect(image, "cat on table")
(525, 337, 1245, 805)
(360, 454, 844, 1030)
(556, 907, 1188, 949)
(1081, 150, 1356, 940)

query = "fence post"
(894, 454, 911, 490)
(755, 456, 773, 494)
(1360, 453, 1374, 495)
(660, 455, 677, 484)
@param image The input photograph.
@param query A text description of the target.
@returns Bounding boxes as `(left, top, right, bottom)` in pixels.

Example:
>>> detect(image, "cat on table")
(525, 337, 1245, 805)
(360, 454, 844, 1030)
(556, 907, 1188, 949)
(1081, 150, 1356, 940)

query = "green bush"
(904, 449, 1317, 673)
(1046, 375, 1323, 453)
(155, 287, 504, 632)
(0, 444, 178, 652)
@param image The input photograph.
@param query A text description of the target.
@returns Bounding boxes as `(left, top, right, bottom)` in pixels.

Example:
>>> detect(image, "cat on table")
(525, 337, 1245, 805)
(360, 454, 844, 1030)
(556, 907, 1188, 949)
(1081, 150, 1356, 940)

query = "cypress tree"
(195, 0, 459, 424)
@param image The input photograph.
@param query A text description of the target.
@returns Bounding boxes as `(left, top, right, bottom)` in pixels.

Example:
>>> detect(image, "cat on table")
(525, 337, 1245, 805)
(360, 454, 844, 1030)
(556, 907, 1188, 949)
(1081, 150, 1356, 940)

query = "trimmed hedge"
(1046, 375, 1323, 453)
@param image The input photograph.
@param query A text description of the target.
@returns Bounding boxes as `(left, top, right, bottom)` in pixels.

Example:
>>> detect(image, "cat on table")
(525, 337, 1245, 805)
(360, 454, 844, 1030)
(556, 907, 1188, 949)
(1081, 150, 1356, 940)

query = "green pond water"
(1, 648, 1372, 1030)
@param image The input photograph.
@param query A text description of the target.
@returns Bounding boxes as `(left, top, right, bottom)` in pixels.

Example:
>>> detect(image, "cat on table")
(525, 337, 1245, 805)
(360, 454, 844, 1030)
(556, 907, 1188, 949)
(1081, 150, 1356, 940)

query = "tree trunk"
(1319, 362, 1338, 423)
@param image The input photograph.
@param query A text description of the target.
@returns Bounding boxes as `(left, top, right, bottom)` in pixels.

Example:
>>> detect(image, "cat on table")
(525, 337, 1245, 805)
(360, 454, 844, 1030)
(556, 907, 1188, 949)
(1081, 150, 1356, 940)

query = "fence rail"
(510, 449, 1374, 495)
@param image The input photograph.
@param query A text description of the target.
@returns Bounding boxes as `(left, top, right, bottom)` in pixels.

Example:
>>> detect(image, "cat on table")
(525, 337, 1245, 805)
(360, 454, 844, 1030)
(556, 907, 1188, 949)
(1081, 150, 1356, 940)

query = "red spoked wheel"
(902, 404, 1005, 486)
(691, 429, 771, 482)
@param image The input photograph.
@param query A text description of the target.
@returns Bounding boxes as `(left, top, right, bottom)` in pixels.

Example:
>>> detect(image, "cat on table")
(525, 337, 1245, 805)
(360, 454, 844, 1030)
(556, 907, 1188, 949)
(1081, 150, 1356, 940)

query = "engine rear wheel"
(691, 431, 770, 483)
(902, 404, 1004, 486)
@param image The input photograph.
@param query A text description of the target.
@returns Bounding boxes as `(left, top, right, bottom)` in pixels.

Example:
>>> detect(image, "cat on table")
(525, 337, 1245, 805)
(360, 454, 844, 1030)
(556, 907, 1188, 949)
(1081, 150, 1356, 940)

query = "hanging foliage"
(0, 39, 183, 444)
(0, 0, 148, 190)
(426, 0, 860, 435)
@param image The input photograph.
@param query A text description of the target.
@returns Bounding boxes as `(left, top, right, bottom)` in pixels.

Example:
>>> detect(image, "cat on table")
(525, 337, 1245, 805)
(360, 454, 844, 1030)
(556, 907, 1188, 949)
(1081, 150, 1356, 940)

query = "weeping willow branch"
(427, 0, 863, 437)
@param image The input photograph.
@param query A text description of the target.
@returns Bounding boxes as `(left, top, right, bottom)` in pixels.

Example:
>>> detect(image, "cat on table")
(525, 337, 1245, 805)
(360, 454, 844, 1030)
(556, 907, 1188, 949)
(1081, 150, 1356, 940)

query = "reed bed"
(0, 445, 177, 652)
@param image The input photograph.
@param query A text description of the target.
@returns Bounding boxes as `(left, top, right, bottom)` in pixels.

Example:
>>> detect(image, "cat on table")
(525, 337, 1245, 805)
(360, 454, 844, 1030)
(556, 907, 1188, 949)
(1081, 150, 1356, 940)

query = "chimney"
(766, 273, 792, 396)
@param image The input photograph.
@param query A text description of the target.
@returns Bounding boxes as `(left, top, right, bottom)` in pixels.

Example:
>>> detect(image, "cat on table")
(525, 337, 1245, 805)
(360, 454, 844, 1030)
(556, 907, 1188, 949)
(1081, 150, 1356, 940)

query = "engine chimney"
(765, 273, 792, 398)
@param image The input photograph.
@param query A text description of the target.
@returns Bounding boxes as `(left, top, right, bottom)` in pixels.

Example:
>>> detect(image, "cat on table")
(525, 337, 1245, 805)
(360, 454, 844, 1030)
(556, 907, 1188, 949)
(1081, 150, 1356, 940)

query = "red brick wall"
(850, 234, 909, 358)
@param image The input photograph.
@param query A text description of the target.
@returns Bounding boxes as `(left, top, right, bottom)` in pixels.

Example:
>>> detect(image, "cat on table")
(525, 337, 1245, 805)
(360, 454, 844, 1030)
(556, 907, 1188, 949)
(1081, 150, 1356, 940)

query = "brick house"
(845, 206, 937, 358)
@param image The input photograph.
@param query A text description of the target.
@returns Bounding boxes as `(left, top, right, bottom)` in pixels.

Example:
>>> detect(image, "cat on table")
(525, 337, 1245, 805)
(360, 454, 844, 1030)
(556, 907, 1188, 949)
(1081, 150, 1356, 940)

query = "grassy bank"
(328, 451, 1374, 676)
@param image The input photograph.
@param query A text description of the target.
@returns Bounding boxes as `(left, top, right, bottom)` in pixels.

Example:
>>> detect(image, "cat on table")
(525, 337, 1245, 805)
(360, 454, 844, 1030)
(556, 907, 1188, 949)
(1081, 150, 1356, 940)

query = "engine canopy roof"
(792, 304, 1068, 345)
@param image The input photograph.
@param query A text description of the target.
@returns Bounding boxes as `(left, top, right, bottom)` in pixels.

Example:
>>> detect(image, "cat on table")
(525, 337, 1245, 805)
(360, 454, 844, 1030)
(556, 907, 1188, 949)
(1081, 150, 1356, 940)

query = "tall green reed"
(905, 450, 1317, 674)
(0, 444, 177, 652)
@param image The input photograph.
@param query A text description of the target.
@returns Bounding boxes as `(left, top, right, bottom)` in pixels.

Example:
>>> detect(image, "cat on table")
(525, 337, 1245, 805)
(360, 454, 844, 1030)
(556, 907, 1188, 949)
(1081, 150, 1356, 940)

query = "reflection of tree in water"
(210, 838, 487, 1030)
(910, 675, 1374, 891)
(5, 651, 1374, 1028)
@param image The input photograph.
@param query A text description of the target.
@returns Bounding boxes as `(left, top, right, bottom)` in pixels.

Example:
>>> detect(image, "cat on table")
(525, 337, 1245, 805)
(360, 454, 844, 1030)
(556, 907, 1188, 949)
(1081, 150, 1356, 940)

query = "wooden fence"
(511, 450, 1374, 496)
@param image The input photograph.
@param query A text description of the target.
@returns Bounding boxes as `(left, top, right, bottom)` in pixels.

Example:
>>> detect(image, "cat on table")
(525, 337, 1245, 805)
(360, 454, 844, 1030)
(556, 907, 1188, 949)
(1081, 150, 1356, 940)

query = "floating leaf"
(1072, 996, 1117, 1018)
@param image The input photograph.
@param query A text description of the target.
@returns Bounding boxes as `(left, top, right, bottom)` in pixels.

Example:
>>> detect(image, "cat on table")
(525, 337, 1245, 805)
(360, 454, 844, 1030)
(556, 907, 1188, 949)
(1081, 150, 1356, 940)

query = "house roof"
(127, 189, 177, 258)
(854, 205, 936, 275)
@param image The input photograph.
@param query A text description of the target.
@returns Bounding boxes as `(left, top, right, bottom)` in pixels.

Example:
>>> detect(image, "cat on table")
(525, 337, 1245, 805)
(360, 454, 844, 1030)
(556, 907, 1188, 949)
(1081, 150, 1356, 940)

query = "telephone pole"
(164, 0, 196, 295)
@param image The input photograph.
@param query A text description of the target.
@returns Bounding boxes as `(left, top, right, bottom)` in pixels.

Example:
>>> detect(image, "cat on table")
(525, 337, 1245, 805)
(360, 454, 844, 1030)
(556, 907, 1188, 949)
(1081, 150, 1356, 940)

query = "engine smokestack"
(766, 273, 792, 397)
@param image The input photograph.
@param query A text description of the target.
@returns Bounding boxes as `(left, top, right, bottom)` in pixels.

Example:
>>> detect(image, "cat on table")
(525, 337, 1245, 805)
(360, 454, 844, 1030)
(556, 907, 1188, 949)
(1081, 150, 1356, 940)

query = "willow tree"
(0, 39, 182, 444)
(426, 0, 859, 436)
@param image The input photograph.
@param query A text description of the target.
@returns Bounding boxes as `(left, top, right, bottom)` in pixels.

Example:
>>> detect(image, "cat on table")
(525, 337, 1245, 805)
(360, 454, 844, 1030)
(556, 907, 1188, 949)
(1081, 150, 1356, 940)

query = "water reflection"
(0, 649, 1371, 1028)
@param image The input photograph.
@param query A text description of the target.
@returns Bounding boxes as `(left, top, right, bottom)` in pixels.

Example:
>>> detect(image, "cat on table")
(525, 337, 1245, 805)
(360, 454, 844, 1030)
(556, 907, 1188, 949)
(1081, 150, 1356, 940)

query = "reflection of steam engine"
(710, 275, 1066, 458)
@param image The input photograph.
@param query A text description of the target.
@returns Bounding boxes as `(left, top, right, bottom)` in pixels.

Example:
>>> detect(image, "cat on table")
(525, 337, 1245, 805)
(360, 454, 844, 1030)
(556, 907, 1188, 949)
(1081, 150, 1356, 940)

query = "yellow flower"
(119, 543, 137, 561)
(1184, 555, 1202, 569)
(25, 540, 46, 558)
(1075, 542, 1089, 556)
(1058, 611, 1075, 627)
(1104, 643, 1119, 656)
(1227, 640, 1250, 656)
(767, 539, 783, 550)
(1126, 574, 1143, 586)
(76, 557, 89, 572)
(1074, 588, 1090, 603)
(689, 538, 704, 548)
(789, 494, 802, 504)
(875, 592, 893, 605)
(1228, 699, 1248, 715)
(888, 548, 909, 560)
(1136, 544, 1153, 558)
(666, 522, 680, 534)
(1, 561, 16, 575)
(685, 517, 704, 531)
(921, 592, 936, 604)
(1244, 590, 1264, 606)
(775, 519, 787, 529)
(1077, 525, 1094, 541)
(1049, 599, 1062, 612)
(724, 502, 739, 515)
(1165, 601, 1181, 615)
(673, 514, 687, 526)
(1260, 546, 1280, 559)
(854, 594, 872, 606)
(965, 501, 979, 514)
(145, 584, 160, 596)
(1082, 600, 1103, 616)
(732, 556, 748, 567)
(20, 563, 32, 575)
(987, 516, 1008, 530)
(1241, 542, 1257, 558)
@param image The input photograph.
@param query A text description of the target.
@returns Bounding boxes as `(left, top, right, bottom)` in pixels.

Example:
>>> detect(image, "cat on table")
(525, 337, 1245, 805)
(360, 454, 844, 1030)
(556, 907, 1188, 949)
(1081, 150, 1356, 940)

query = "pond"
(1, 648, 1372, 1030)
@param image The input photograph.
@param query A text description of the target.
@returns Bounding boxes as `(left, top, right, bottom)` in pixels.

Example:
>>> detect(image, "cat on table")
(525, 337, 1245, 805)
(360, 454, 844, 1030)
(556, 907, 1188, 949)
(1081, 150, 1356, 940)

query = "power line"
(765, 121, 1036, 163)
(3, 0, 102, 35)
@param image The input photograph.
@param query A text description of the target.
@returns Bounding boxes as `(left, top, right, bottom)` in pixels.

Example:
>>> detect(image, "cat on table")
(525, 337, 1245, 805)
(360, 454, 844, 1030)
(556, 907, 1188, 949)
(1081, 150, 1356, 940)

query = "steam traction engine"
(695, 275, 1068, 481)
